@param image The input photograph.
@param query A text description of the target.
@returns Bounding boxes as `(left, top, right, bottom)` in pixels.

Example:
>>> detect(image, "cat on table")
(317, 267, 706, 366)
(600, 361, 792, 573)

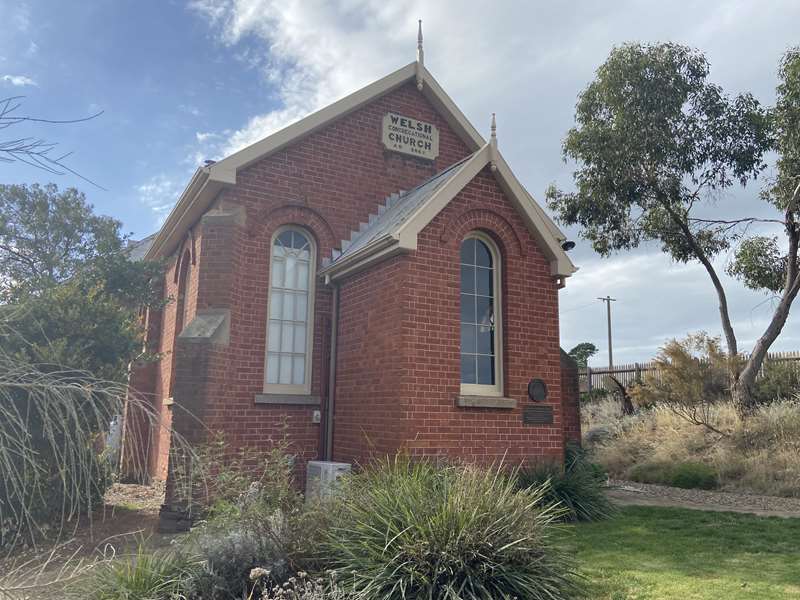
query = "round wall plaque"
(527, 378, 548, 402)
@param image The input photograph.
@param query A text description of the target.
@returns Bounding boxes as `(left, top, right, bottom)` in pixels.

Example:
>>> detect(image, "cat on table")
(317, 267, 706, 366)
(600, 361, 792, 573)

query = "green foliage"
(670, 462, 718, 490)
(568, 342, 598, 368)
(518, 445, 615, 522)
(753, 359, 800, 404)
(727, 236, 788, 293)
(0, 182, 162, 381)
(547, 42, 771, 262)
(0, 184, 163, 549)
(325, 457, 580, 600)
(75, 545, 199, 600)
(180, 433, 327, 599)
(762, 47, 800, 213)
(629, 461, 718, 490)
(0, 183, 121, 300)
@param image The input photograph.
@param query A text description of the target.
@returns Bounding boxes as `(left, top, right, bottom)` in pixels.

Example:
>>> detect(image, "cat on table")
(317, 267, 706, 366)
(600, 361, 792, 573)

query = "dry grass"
(583, 397, 800, 497)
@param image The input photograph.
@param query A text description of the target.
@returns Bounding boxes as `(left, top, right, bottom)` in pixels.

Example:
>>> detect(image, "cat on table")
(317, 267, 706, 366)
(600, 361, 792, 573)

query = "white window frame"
(459, 231, 504, 397)
(263, 226, 316, 395)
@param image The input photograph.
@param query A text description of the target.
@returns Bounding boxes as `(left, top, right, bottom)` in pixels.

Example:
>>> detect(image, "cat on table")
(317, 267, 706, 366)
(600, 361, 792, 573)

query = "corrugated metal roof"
(328, 153, 473, 265)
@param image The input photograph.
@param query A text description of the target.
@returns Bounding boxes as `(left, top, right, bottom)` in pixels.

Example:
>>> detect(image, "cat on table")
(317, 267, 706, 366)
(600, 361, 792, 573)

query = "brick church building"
(123, 26, 580, 514)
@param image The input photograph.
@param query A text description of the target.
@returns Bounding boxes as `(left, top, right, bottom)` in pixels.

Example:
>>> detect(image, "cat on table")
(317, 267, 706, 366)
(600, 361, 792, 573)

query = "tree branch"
(658, 196, 739, 358)
(688, 217, 787, 226)
(0, 97, 105, 189)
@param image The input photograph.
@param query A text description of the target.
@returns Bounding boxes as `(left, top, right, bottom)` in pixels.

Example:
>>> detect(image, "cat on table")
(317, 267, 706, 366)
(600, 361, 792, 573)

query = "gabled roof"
(322, 155, 471, 269)
(144, 61, 484, 261)
(318, 143, 576, 282)
(141, 57, 574, 282)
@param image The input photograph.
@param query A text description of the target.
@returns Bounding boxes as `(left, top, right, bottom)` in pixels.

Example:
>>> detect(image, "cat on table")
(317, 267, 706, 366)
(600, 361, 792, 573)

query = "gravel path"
(608, 479, 800, 518)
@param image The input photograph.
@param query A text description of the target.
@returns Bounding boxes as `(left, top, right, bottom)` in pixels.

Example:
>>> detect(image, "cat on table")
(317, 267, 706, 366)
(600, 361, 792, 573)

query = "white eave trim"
(492, 153, 577, 277)
(320, 144, 576, 281)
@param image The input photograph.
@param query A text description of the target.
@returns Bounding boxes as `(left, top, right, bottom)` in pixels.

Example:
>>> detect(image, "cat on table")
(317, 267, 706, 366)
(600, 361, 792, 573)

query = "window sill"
(255, 393, 320, 406)
(455, 395, 516, 409)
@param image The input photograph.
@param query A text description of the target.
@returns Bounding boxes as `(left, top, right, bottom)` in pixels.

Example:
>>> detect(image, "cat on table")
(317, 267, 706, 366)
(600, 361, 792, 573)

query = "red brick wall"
(560, 350, 581, 445)
(333, 255, 412, 465)
(133, 81, 473, 484)
(399, 167, 565, 466)
(129, 78, 572, 490)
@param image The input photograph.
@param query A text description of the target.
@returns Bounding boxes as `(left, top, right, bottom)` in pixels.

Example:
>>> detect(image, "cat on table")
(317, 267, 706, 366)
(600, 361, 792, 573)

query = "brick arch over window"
(439, 208, 525, 258)
(247, 204, 336, 253)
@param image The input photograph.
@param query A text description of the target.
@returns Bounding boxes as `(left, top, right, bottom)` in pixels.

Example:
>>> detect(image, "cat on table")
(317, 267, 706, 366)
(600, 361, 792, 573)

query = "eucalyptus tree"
(547, 43, 800, 416)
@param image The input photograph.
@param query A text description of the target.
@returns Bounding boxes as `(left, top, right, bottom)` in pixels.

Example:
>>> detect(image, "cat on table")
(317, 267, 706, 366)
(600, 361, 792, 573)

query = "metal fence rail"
(579, 350, 800, 392)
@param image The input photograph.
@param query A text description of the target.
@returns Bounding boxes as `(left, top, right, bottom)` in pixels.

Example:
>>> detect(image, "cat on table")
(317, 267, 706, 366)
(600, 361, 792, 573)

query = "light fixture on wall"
(561, 240, 576, 251)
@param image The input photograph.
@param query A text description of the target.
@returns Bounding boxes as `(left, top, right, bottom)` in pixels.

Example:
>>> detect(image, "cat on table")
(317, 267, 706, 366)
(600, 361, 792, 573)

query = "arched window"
(265, 227, 316, 394)
(460, 233, 502, 396)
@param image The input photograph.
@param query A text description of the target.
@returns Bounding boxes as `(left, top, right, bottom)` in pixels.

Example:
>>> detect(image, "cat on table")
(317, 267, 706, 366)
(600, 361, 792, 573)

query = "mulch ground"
(1, 481, 177, 592)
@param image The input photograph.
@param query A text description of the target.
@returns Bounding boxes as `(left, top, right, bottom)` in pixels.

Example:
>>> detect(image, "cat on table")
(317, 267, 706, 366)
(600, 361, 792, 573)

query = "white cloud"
(195, 131, 220, 143)
(2, 74, 37, 87)
(137, 175, 184, 226)
(188, 0, 800, 363)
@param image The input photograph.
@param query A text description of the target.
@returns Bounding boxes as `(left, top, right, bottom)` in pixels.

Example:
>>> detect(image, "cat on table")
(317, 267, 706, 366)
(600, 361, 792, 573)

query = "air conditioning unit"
(305, 460, 351, 501)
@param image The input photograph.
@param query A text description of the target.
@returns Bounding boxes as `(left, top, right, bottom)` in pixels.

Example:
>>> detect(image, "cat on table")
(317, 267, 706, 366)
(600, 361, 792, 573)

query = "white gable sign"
(382, 112, 439, 160)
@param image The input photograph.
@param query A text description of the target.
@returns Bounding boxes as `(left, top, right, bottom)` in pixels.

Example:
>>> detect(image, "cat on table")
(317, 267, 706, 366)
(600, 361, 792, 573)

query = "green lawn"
(571, 506, 800, 599)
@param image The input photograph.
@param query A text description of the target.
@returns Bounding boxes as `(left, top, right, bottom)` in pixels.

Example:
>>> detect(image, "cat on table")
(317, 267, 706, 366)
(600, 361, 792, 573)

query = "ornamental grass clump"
(73, 544, 199, 600)
(325, 457, 580, 600)
(518, 444, 616, 522)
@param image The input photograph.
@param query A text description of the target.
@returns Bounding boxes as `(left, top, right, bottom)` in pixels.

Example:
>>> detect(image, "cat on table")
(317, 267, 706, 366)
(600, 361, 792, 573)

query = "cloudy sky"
(2, 0, 799, 366)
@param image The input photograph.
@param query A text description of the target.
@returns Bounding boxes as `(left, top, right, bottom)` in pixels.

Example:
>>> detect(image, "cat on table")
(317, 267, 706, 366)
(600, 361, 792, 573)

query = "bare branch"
(0, 97, 104, 189)
(688, 216, 787, 226)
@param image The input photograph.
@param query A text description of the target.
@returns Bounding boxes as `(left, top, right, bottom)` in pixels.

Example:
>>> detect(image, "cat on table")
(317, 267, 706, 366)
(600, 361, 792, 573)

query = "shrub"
(185, 526, 290, 600)
(754, 359, 800, 404)
(670, 462, 718, 490)
(630, 333, 732, 434)
(181, 432, 328, 599)
(628, 461, 717, 490)
(252, 571, 353, 600)
(518, 445, 615, 522)
(75, 545, 198, 600)
(586, 396, 800, 496)
(325, 457, 580, 600)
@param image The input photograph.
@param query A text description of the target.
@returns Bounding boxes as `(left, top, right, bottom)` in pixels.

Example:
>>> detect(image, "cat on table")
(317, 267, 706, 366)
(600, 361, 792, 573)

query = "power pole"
(597, 296, 616, 370)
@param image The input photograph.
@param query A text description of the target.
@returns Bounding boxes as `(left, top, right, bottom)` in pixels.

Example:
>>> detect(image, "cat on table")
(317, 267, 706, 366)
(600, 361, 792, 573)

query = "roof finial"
(490, 113, 498, 172)
(416, 20, 424, 90)
(417, 20, 424, 62)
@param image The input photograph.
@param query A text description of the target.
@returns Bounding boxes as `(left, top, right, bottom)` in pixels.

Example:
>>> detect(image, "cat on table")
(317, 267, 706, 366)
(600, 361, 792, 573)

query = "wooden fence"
(579, 350, 800, 392)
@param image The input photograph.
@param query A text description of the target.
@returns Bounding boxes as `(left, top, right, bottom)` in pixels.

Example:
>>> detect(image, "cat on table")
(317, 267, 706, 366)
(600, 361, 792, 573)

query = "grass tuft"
(325, 456, 581, 600)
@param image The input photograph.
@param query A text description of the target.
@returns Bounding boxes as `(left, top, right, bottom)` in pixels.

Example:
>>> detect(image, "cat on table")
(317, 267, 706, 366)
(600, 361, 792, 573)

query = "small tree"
(568, 342, 598, 368)
(630, 333, 732, 435)
(0, 183, 163, 548)
(548, 43, 800, 417)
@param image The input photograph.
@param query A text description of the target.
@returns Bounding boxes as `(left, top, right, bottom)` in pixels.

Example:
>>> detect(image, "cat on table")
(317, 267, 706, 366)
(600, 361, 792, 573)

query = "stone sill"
(456, 395, 516, 409)
(255, 394, 320, 406)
